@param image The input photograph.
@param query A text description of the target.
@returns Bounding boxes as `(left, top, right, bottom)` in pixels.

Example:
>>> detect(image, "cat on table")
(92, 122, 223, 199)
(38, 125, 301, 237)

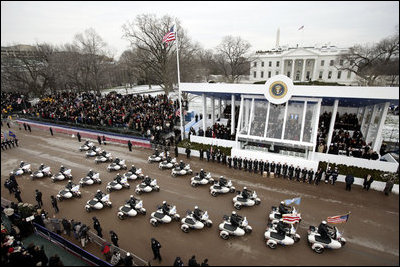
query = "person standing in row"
(307, 169, 314, 184)
(102, 135, 106, 145)
(259, 160, 264, 176)
(238, 157, 242, 170)
(314, 168, 323, 185)
(264, 160, 270, 177)
(228, 156, 232, 168)
(270, 161, 276, 177)
(288, 164, 294, 180)
(199, 148, 204, 160)
(345, 174, 354, 191)
(97, 135, 102, 145)
(27, 124, 31, 132)
(175, 145, 179, 158)
(301, 167, 307, 183)
(331, 167, 339, 185)
(151, 237, 162, 262)
(248, 158, 253, 173)
(77, 132, 81, 142)
(128, 140, 132, 152)
(363, 174, 374, 191)
(282, 163, 288, 178)
(35, 189, 43, 208)
(295, 166, 301, 182)
(276, 162, 282, 178)
(254, 159, 258, 174)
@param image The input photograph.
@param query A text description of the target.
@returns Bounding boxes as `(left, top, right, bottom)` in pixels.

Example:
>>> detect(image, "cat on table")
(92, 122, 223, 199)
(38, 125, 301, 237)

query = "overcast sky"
(2, 1, 399, 59)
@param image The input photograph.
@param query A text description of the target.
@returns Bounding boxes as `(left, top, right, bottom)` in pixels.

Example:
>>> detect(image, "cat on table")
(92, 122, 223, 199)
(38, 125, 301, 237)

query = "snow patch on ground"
(347, 236, 399, 257)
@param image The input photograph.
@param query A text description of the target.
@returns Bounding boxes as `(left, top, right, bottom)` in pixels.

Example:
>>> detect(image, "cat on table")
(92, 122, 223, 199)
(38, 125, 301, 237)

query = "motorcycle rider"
(318, 220, 330, 240)
(276, 219, 289, 236)
(127, 195, 138, 208)
(143, 176, 152, 186)
(154, 148, 160, 157)
(199, 169, 205, 179)
(115, 173, 122, 184)
(114, 157, 120, 165)
(39, 163, 45, 171)
(179, 160, 185, 170)
(193, 206, 203, 221)
(95, 190, 104, 202)
(161, 201, 170, 214)
(279, 201, 291, 215)
(20, 161, 25, 168)
(166, 155, 172, 163)
(218, 176, 227, 187)
(230, 211, 241, 227)
(100, 150, 107, 157)
(129, 165, 137, 174)
(60, 165, 66, 174)
(87, 169, 94, 178)
(66, 180, 75, 190)
(241, 187, 251, 199)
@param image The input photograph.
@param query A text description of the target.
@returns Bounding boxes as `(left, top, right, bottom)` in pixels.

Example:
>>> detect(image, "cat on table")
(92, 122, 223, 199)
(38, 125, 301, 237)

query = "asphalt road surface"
(1, 126, 399, 266)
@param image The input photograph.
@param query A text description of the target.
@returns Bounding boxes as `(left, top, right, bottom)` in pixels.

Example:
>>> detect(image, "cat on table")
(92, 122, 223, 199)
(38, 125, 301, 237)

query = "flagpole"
(175, 20, 185, 140)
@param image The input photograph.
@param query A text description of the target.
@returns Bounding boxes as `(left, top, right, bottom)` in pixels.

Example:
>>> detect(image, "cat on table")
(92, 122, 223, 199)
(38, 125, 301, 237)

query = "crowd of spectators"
(25, 91, 180, 140)
(316, 111, 381, 159)
(1, 91, 31, 117)
(192, 122, 235, 141)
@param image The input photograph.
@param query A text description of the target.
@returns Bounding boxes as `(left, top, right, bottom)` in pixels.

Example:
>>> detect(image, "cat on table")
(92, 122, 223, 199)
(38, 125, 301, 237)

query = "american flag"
(327, 213, 350, 224)
(162, 26, 176, 46)
(282, 213, 301, 224)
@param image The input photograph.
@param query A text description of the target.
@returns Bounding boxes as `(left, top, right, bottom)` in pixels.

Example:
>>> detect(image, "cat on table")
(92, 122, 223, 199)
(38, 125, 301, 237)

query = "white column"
(300, 101, 307, 141)
(202, 93, 207, 136)
(211, 96, 215, 125)
(247, 98, 255, 135)
(365, 104, 378, 143)
(291, 59, 295, 79)
(325, 100, 339, 153)
(312, 99, 322, 152)
(244, 99, 250, 128)
(312, 59, 318, 81)
(360, 105, 369, 137)
(231, 95, 235, 135)
(236, 96, 244, 142)
(372, 102, 390, 151)
(301, 59, 307, 81)
(281, 58, 285, 75)
(218, 98, 222, 119)
(264, 102, 271, 137)
(281, 101, 289, 139)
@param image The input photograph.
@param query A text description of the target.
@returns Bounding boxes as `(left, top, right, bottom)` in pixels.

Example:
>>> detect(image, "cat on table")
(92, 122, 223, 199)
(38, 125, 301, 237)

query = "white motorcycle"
(158, 158, 177, 170)
(79, 141, 94, 152)
(135, 179, 160, 195)
(210, 179, 236, 197)
(150, 205, 180, 227)
(51, 168, 72, 182)
(181, 210, 212, 233)
(122, 169, 144, 181)
(107, 159, 127, 172)
(86, 146, 101, 158)
(218, 215, 252, 240)
(94, 152, 113, 164)
(117, 200, 146, 220)
(56, 185, 81, 201)
(12, 163, 32, 176)
(232, 190, 261, 210)
(31, 166, 52, 180)
(171, 164, 193, 177)
(106, 177, 130, 192)
(79, 172, 101, 187)
(307, 225, 346, 254)
(85, 194, 112, 212)
(148, 152, 165, 163)
(190, 173, 214, 187)
(264, 222, 300, 249)
(269, 206, 298, 224)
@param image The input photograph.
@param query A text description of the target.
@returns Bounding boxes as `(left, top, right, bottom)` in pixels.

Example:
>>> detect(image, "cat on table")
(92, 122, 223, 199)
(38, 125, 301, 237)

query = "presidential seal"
(269, 81, 287, 99)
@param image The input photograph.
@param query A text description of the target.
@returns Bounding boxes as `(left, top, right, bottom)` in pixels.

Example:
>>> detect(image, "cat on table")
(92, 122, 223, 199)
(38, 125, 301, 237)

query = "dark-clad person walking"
(363, 174, 374, 191)
(77, 132, 81, 142)
(151, 237, 162, 262)
(14, 188, 22, 203)
(97, 135, 102, 145)
(51, 195, 59, 213)
(27, 124, 31, 132)
(92, 216, 103, 237)
(35, 189, 43, 208)
(188, 255, 198, 266)
(110, 230, 119, 247)
(49, 127, 53, 136)
(345, 174, 354, 191)
(128, 140, 132, 152)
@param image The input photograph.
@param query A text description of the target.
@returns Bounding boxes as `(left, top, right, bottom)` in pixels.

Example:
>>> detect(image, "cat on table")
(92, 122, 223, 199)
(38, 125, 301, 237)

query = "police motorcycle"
(190, 170, 214, 187)
(79, 140, 94, 151)
(269, 202, 299, 224)
(180, 206, 213, 233)
(122, 165, 144, 180)
(148, 149, 165, 163)
(218, 211, 252, 240)
(107, 158, 127, 172)
(264, 219, 301, 249)
(209, 177, 236, 197)
(307, 221, 346, 254)
(159, 157, 177, 170)
(85, 146, 102, 158)
(85, 190, 112, 212)
(135, 176, 160, 195)
(117, 195, 146, 220)
(94, 151, 113, 164)
(31, 164, 52, 180)
(56, 181, 81, 201)
(149, 201, 180, 227)
(171, 161, 193, 177)
(232, 187, 261, 210)
(79, 170, 101, 187)
(106, 174, 130, 192)
(12, 161, 32, 176)
(51, 165, 72, 182)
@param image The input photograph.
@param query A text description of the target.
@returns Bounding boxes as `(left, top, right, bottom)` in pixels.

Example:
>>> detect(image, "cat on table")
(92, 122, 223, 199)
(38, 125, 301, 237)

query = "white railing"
(311, 152, 398, 172)
(190, 135, 238, 148)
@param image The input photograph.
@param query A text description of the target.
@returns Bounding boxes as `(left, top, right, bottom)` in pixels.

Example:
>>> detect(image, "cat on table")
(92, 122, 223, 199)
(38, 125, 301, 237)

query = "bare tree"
(337, 30, 399, 86)
(215, 36, 251, 83)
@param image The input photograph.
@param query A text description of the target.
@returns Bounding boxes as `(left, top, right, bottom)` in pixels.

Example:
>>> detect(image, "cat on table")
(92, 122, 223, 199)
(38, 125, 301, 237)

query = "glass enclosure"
(284, 101, 304, 141)
(250, 99, 268, 137)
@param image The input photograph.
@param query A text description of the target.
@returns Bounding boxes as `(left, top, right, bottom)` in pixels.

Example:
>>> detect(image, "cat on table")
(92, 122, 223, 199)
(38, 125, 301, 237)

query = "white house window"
(276, 61, 280, 67)
(287, 71, 291, 78)
(275, 71, 279, 75)
(288, 60, 292, 66)
(339, 59, 344, 66)
(261, 62, 264, 67)
(337, 71, 341, 79)
(328, 71, 332, 79)
(330, 60, 334, 66)
(254, 62, 257, 67)
(347, 70, 351, 79)
(319, 71, 323, 79)
(295, 71, 300, 80)
(253, 71, 257, 78)
(261, 71, 264, 78)
(268, 71, 271, 78)
(298, 61, 302, 66)
(321, 60, 324, 66)
(307, 60, 311, 66)
(306, 71, 310, 80)
(269, 61, 272, 67)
